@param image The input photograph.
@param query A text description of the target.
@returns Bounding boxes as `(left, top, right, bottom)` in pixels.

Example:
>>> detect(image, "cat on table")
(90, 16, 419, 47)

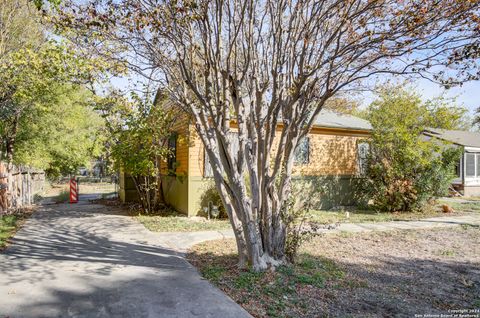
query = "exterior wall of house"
(188, 127, 215, 216)
(287, 127, 368, 176)
(463, 148, 480, 197)
(161, 175, 189, 214)
(464, 186, 480, 197)
(160, 115, 190, 214)
(118, 170, 139, 203)
(291, 175, 362, 209)
(185, 127, 370, 215)
(278, 127, 368, 209)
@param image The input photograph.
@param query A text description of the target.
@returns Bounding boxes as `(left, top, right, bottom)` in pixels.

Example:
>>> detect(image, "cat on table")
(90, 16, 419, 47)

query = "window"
(167, 134, 177, 173)
(477, 153, 480, 177)
(455, 158, 462, 178)
(465, 153, 475, 177)
(203, 132, 240, 178)
(357, 142, 370, 175)
(204, 150, 213, 177)
(294, 137, 310, 165)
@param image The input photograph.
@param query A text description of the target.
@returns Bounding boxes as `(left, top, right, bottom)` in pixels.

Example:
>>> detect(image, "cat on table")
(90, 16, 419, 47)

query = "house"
(423, 128, 480, 197)
(135, 109, 371, 217)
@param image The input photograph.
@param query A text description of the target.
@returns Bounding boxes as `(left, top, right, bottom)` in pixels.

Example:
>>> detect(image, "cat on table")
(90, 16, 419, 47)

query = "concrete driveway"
(0, 195, 251, 318)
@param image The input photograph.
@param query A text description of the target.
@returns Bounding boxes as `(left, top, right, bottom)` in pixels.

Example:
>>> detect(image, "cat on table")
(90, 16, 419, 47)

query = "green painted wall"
(183, 175, 362, 217)
(119, 171, 139, 203)
(291, 175, 363, 210)
(188, 176, 219, 217)
(162, 175, 189, 215)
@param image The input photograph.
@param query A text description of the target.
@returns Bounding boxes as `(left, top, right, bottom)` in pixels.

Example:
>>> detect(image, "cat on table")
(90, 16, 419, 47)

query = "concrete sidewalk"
(0, 196, 251, 318)
(321, 214, 480, 234)
(151, 214, 480, 249)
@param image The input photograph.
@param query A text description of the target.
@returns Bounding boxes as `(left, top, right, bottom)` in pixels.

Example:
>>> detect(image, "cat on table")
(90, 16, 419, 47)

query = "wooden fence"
(0, 161, 45, 214)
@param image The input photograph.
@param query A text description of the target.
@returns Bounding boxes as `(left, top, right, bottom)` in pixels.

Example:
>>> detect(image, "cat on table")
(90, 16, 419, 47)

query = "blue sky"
(413, 80, 479, 116)
(360, 79, 480, 116)
(110, 73, 479, 117)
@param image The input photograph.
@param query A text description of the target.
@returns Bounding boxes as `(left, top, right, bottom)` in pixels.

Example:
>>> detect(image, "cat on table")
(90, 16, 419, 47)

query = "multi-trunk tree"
(47, 0, 480, 271)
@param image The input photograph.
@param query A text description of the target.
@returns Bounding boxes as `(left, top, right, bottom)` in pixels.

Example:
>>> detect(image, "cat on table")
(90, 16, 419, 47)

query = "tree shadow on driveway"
(0, 205, 185, 285)
(0, 204, 252, 318)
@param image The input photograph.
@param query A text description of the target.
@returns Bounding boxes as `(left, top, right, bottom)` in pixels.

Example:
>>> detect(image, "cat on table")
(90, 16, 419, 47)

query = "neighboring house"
(154, 109, 372, 216)
(423, 128, 480, 197)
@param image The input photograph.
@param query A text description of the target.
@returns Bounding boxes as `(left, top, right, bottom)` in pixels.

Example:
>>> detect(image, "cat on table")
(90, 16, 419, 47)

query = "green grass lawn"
(136, 214, 231, 232)
(305, 209, 446, 224)
(306, 199, 480, 224)
(0, 214, 19, 249)
(437, 199, 480, 213)
(136, 198, 480, 232)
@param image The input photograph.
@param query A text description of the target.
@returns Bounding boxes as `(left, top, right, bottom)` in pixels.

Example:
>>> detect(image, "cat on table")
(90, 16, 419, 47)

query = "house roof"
(313, 110, 372, 131)
(423, 128, 480, 148)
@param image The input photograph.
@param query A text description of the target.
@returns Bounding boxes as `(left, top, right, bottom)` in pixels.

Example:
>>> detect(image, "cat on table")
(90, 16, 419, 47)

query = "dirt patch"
(188, 227, 480, 317)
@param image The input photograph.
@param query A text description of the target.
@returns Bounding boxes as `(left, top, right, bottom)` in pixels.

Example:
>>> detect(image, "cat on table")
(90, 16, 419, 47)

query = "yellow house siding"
(187, 127, 369, 178)
(175, 136, 189, 175)
(160, 115, 190, 215)
(270, 128, 369, 176)
(292, 133, 367, 176)
(162, 121, 370, 215)
(160, 115, 190, 175)
(188, 128, 205, 177)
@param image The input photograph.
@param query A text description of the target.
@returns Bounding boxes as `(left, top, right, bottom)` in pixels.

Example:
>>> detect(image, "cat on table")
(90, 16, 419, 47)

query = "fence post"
(0, 162, 45, 212)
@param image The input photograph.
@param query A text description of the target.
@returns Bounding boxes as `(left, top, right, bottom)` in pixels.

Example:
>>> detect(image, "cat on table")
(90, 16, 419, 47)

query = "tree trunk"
(154, 155, 165, 208)
(131, 175, 149, 213)
(5, 112, 20, 164)
(214, 179, 249, 268)
(220, 179, 289, 271)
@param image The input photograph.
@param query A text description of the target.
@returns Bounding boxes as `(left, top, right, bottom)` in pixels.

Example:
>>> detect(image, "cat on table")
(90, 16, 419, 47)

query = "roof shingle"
(423, 128, 480, 148)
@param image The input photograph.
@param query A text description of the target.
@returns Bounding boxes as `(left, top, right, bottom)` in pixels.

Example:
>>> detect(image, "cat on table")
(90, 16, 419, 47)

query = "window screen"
(465, 153, 475, 177)
(167, 134, 177, 172)
(455, 158, 462, 178)
(477, 154, 480, 177)
(294, 137, 310, 165)
(357, 142, 370, 175)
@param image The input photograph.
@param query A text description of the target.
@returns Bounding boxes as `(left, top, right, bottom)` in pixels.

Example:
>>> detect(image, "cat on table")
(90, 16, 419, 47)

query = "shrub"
(54, 189, 70, 203)
(198, 183, 228, 218)
(360, 87, 464, 212)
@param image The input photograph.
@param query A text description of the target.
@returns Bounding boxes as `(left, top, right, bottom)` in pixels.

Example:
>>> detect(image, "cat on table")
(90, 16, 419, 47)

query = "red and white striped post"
(69, 178, 78, 204)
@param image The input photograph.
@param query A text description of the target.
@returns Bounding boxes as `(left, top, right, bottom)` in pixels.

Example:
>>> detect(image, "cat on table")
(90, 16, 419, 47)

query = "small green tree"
(362, 87, 464, 212)
(96, 90, 178, 213)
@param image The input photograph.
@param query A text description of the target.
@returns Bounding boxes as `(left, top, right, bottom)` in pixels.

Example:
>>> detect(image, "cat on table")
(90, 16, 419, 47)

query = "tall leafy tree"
(0, 0, 44, 60)
(13, 85, 105, 177)
(47, 0, 480, 270)
(362, 87, 466, 211)
(0, 42, 110, 163)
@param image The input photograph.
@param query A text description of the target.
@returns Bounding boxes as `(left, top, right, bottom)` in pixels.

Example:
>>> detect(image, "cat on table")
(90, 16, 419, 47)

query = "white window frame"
(463, 148, 480, 186)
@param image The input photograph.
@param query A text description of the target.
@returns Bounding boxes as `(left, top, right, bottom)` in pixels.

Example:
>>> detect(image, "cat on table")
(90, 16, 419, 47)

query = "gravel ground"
(189, 226, 480, 318)
(305, 226, 480, 317)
